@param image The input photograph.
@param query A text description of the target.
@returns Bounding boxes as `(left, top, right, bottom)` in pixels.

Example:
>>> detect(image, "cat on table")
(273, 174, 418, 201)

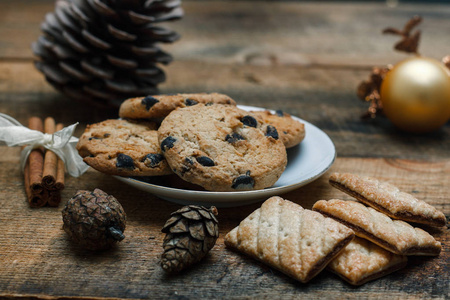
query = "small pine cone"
(62, 188, 126, 251)
(32, 0, 183, 107)
(161, 205, 219, 273)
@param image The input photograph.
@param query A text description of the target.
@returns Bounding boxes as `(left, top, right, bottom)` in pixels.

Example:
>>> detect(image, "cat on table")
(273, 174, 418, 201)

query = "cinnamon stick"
(42, 117, 57, 189)
(54, 123, 65, 191)
(28, 117, 44, 194)
(47, 190, 62, 207)
(24, 154, 46, 207)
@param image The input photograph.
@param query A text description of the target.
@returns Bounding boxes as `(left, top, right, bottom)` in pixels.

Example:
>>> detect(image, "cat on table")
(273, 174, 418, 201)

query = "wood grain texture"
(0, 147, 448, 299)
(0, 0, 449, 299)
(2, 0, 450, 67)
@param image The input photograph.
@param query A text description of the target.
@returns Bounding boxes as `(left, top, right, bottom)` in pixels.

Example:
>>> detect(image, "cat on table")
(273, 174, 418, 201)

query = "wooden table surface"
(0, 1, 449, 299)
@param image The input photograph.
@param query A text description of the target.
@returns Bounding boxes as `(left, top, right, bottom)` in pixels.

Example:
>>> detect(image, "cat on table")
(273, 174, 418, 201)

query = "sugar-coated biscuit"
(224, 196, 355, 283)
(312, 199, 441, 256)
(328, 237, 407, 285)
(329, 172, 446, 227)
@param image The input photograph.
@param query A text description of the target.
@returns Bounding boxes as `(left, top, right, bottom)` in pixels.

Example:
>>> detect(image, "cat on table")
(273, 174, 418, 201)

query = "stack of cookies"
(76, 93, 306, 191)
(225, 173, 445, 285)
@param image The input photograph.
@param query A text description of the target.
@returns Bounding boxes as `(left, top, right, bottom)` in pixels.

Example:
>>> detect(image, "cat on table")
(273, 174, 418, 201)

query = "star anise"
(383, 15, 422, 54)
(357, 66, 391, 119)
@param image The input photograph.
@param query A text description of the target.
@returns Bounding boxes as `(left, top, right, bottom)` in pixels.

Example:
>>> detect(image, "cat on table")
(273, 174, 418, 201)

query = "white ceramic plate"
(115, 105, 336, 207)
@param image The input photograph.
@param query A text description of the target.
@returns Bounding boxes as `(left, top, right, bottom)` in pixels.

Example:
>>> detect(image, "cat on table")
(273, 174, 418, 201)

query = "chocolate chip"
(266, 125, 279, 139)
(141, 96, 159, 110)
(181, 157, 194, 174)
(184, 98, 198, 106)
(142, 153, 164, 168)
(196, 156, 215, 167)
(88, 136, 101, 141)
(116, 153, 135, 169)
(231, 172, 255, 190)
(241, 115, 257, 128)
(225, 132, 245, 143)
(160, 136, 177, 152)
(275, 110, 284, 117)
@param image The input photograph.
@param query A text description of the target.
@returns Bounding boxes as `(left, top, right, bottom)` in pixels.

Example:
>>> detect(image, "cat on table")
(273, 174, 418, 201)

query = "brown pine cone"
(161, 205, 219, 273)
(62, 188, 126, 251)
(32, 0, 183, 107)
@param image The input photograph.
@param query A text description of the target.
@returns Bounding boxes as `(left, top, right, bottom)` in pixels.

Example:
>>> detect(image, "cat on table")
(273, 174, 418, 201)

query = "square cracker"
(328, 237, 407, 285)
(312, 199, 441, 256)
(329, 172, 446, 227)
(224, 196, 354, 283)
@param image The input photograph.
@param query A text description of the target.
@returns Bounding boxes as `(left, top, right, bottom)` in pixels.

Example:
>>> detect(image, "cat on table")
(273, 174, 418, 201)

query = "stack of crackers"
(76, 93, 305, 191)
(225, 172, 445, 285)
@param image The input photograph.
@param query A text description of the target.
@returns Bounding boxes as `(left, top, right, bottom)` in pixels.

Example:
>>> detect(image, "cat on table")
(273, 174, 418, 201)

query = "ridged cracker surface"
(77, 119, 172, 176)
(250, 110, 305, 148)
(158, 104, 287, 191)
(328, 237, 407, 285)
(313, 199, 441, 256)
(329, 172, 446, 227)
(224, 196, 355, 283)
(119, 93, 236, 120)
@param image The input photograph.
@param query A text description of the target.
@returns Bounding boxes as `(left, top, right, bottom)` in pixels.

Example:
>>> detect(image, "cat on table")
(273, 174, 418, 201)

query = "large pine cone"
(161, 206, 219, 273)
(32, 0, 183, 107)
(62, 188, 126, 251)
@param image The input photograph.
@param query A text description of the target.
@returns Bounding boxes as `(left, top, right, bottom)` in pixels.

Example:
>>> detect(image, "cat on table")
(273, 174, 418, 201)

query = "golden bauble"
(380, 56, 450, 133)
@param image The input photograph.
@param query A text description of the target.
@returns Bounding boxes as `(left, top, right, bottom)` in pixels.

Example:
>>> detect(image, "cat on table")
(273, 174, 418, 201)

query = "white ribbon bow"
(0, 113, 89, 177)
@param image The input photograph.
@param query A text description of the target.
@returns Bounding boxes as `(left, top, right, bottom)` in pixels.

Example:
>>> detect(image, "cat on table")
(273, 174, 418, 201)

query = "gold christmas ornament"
(380, 56, 450, 133)
(358, 16, 450, 133)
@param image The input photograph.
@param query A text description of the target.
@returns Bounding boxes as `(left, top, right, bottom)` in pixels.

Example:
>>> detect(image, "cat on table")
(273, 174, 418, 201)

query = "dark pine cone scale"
(161, 205, 219, 273)
(62, 188, 127, 251)
(32, 0, 183, 107)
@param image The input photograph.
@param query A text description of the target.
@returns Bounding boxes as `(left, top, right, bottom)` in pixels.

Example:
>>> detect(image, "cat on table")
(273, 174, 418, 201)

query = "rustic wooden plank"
(0, 147, 447, 299)
(1, 61, 449, 160)
(0, 1, 448, 298)
(1, 1, 449, 67)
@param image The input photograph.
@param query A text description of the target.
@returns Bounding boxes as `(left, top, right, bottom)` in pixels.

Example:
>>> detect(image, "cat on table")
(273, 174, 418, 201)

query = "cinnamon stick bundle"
(23, 117, 66, 207)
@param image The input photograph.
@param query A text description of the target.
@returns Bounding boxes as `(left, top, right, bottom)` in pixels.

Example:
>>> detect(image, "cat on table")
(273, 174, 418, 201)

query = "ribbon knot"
(42, 133, 54, 147)
(0, 113, 89, 177)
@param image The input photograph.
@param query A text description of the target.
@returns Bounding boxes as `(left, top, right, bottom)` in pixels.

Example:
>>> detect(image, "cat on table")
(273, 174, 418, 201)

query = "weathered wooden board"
(0, 147, 448, 299)
(2, 1, 450, 67)
(0, 1, 449, 299)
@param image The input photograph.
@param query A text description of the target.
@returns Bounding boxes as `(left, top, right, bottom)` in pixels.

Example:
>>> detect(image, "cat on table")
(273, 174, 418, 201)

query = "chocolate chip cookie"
(77, 119, 172, 176)
(158, 104, 287, 191)
(250, 110, 305, 148)
(119, 92, 236, 120)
